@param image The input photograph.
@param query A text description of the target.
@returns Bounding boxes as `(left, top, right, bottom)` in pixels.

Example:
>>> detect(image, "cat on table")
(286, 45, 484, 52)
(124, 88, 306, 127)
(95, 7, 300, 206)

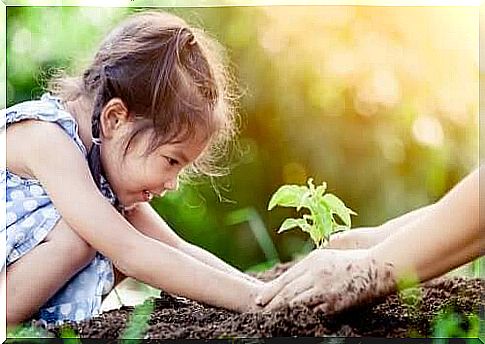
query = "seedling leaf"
(268, 185, 307, 210)
(268, 178, 357, 248)
(321, 193, 356, 227)
(315, 182, 327, 197)
(333, 225, 350, 233)
(314, 202, 333, 245)
(278, 218, 307, 233)
(309, 226, 321, 246)
(296, 190, 312, 211)
(307, 178, 315, 193)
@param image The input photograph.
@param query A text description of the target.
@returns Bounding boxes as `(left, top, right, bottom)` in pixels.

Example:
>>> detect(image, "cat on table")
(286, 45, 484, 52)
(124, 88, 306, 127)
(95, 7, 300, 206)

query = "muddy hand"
(256, 249, 396, 314)
(255, 258, 315, 310)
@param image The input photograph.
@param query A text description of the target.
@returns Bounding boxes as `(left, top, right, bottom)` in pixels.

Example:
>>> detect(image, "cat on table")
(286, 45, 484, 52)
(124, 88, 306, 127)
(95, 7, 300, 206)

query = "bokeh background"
(6, 5, 480, 304)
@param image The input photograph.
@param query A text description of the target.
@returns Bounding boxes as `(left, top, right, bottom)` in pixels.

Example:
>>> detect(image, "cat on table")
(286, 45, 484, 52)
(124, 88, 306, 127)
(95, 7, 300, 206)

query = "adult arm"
(327, 204, 437, 249)
(256, 166, 481, 312)
(369, 166, 481, 283)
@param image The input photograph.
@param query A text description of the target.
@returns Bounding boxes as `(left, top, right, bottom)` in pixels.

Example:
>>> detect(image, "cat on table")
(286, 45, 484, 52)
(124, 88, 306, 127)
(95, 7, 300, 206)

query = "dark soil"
(29, 263, 485, 339)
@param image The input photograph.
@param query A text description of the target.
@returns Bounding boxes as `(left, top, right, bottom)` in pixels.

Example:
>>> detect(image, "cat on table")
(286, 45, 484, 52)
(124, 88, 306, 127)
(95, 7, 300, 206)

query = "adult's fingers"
(262, 275, 313, 311)
(327, 232, 350, 249)
(312, 302, 331, 314)
(312, 288, 359, 315)
(288, 287, 317, 307)
(255, 278, 286, 307)
(255, 264, 307, 306)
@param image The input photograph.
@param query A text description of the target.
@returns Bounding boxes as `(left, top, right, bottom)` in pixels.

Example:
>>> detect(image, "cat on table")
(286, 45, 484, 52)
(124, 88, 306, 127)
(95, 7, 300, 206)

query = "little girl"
(3, 10, 264, 326)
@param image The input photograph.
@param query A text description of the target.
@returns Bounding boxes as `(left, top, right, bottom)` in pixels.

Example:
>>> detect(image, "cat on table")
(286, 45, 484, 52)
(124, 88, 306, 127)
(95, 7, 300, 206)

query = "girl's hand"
(243, 282, 266, 313)
(255, 249, 396, 314)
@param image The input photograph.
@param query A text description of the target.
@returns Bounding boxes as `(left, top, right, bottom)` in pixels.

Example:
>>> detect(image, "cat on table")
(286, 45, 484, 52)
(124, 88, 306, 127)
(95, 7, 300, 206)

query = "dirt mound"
(29, 264, 484, 339)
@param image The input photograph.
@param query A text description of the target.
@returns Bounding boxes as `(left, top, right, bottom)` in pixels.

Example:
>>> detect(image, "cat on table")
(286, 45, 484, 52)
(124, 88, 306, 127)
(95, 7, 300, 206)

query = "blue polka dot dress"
(1, 93, 116, 325)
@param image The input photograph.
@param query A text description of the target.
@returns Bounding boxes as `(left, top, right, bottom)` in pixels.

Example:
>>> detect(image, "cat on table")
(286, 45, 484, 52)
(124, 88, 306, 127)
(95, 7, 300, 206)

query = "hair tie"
(102, 64, 111, 78)
(188, 32, 196, 46)
(92, 137, 102, 145)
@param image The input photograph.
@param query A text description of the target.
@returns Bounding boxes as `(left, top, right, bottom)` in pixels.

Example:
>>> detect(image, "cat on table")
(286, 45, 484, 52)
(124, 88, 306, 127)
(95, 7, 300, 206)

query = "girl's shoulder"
(3, 93, 87, 157)
(4, 93, 63, 125)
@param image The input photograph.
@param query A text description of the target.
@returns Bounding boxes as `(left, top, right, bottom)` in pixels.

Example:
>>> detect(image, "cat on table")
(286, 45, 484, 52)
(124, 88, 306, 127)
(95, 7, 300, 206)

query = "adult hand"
(328, 227, 375, 249)
(328, 226, 389, 250)
(255, 249, 396, 314)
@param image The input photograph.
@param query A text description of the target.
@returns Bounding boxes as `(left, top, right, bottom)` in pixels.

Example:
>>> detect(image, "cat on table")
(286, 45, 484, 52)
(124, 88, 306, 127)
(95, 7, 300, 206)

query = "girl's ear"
(100, 98, 130, 139)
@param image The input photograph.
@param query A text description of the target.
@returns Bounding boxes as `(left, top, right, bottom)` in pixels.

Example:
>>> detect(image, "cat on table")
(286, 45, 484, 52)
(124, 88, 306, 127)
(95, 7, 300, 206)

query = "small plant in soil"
(121, 298, 155, 342)
(268, 178, 356, 248)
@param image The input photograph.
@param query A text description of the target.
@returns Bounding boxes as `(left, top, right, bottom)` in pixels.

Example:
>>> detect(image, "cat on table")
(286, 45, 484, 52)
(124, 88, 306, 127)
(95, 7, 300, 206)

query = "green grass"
(6, 323, 53, 341)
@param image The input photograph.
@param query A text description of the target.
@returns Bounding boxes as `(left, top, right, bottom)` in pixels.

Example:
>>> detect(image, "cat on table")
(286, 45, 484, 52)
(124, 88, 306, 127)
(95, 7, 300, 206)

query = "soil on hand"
(34, 263, 483, 339)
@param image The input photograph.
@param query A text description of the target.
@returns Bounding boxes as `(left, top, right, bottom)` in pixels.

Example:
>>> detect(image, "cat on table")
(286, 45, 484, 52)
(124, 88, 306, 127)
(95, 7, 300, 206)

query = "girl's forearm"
(178, 242, 263, 285)
(124, 203, 262, 285)
(114, 236, 260, 312)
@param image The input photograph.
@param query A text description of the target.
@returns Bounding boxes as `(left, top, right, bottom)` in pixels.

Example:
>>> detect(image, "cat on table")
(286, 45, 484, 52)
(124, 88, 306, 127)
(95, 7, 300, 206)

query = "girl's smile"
(142, 190, 154, 202)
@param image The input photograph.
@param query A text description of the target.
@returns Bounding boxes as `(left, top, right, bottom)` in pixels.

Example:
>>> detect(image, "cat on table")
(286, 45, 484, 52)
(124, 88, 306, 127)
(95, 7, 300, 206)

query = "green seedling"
(268, 178, 357, 248)
(121, 298, 155, 343)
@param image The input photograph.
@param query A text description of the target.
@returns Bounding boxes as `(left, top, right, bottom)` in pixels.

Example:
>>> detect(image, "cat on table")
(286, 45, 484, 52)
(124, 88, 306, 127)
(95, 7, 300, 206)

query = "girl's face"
(99, 101, 208, 208)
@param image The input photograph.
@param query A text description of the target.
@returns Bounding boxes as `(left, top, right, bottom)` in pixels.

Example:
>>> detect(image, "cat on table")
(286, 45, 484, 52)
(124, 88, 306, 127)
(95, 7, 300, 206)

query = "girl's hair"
(48, 10, 238, 202)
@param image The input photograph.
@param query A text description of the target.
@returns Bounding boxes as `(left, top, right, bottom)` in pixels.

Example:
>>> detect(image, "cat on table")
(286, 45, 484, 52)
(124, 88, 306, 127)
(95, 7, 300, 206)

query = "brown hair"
(48, 10, 238, 201)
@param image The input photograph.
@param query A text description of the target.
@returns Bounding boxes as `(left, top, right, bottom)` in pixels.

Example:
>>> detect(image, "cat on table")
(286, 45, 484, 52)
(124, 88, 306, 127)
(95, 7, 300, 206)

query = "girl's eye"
(165, 157, 179, 166)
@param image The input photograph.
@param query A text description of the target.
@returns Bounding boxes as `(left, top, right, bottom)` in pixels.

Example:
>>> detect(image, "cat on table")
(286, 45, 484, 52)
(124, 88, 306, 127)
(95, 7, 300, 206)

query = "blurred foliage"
(121, 298, 154, 341)
(6, 6, 478, 269)
(432, 309, 480, 339)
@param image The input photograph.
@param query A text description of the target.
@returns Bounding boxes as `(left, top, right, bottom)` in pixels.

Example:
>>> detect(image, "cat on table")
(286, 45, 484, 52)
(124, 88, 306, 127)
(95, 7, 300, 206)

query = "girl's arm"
(24, 121, 261, 312)
(124, 203, 263, 285)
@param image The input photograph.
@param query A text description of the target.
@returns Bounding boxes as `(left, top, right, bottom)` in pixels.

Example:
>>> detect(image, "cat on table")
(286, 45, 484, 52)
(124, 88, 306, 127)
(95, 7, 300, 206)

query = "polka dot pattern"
(4, 93, 116, 325)
(29, 185, 45, 196)
(23, 199, 39, 211)
(44, 208, 58, 219)
(20, 217, 35, 228)
(15, 232, 25, 242)
(0, 185, 5, 201)
(6, 211, 17, 226)
(6, 179, 20, 188)
(10, 190, 25, 200)
(33, 227, 48, 241)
